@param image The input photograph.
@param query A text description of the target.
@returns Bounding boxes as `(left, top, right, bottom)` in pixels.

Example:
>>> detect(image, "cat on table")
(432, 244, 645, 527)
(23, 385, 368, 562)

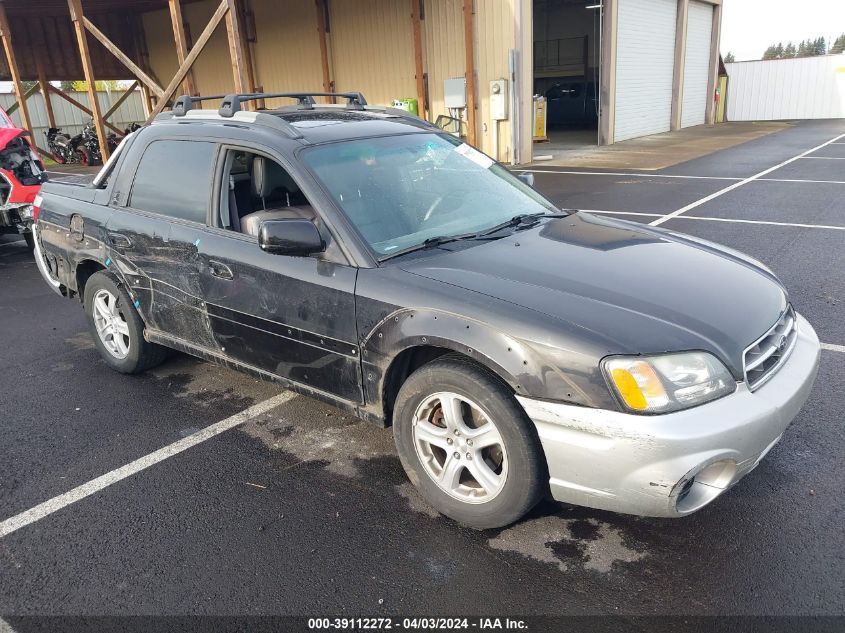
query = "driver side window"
(219, 150, 316, 236)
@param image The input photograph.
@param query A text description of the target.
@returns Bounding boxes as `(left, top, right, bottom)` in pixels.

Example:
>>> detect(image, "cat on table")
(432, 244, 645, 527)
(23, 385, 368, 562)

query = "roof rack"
(171, 94, 229, 117)
(218, 91, 369, 117)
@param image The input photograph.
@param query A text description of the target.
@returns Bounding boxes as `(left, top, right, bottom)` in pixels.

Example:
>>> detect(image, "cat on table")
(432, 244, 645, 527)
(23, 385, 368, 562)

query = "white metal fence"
(726, 55, 845, 121)
(0, 89, 145, 150)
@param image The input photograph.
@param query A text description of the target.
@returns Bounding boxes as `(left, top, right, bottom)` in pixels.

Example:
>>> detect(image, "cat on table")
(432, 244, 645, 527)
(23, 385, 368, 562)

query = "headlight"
(603, 352, 736, 414)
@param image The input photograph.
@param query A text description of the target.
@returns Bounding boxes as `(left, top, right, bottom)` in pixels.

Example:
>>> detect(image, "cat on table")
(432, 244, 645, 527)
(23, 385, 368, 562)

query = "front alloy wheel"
(92, 288, 131, 359)
(393, 354, 545, 529)
(413, 392, 508, 503)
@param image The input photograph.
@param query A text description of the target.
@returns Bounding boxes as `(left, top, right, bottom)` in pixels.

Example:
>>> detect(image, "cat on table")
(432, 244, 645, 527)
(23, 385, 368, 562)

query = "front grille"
(743, 306, 797, 391)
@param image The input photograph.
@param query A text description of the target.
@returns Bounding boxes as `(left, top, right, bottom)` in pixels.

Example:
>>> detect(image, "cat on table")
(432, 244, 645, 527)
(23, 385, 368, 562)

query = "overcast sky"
(721, 0, 845, 61)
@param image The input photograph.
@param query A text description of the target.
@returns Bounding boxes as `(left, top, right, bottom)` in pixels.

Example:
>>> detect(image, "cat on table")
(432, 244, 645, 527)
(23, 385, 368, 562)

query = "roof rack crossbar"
(172, 94, 229, 117)
(217, 91, 368, 117)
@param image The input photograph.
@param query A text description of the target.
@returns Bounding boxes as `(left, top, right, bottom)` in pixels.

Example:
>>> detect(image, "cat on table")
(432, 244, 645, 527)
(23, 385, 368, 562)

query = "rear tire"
(76, 147, 91, 166)
(23, 232, 34, 250)
(51, 151, 66, 165)
(393, 354, 546, 529)
(84, 271, 167, 374)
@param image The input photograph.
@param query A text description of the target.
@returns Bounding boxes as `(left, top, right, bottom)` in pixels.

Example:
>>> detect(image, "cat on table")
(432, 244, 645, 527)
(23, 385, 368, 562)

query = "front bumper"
(517, 313, 821, 517)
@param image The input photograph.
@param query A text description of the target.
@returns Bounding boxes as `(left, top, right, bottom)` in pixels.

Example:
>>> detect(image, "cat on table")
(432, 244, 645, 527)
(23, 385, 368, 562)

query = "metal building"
(0, 0, 722, 165)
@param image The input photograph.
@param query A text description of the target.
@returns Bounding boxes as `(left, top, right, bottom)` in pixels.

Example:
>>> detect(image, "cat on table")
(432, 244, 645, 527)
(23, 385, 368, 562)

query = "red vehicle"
(0, 106, 47, 248)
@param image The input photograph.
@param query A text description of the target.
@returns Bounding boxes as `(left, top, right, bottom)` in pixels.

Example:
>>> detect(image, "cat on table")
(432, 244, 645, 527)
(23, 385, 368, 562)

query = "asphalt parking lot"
(1, 119, 843, 629)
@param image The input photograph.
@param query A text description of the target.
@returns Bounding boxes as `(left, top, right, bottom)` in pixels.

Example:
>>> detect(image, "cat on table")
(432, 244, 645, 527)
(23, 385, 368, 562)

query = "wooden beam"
(168, 0, 198, 99)
(48, 84, 124, 135)
(81, 16, 165, 99)
(410, 0, 427, 120)
(103, 80, 139, 121)
(315, 0, 333, 103)
(36, 59, 57, 129)
(0, 2, 34, 135)
(5, 83, 39, 116)
(462, 0, 477, 146)
(148, 0, 231, 122)
(238, 0, 259, 94)
(68, 0, 111, 161)
(224, 0, 249, 106)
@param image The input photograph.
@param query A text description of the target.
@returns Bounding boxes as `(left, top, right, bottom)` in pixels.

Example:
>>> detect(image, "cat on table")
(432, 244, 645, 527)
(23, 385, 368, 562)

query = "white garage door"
(614, 0, 678, 142)
(681, 1, 714, 127)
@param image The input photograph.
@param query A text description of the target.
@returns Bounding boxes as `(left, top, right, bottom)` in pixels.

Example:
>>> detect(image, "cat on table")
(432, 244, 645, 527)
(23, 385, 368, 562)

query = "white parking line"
(582, 209, 845, 230)
(800, 156, 845, 160)
(517, 169, 742, 181)
(821, 343, 845, 353)
(0, 391, 296, 539)
(518, 169, 845, 185)
(0, 617, 16, 633)
(649, 133, 845, 226)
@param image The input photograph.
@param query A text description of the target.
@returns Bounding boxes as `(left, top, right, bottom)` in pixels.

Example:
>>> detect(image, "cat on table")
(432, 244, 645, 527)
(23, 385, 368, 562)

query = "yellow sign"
(533, 97, 547, 141)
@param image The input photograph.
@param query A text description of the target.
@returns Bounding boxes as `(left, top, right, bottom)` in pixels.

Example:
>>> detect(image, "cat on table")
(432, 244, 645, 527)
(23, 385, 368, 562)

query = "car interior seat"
(239, 156, 315, 236)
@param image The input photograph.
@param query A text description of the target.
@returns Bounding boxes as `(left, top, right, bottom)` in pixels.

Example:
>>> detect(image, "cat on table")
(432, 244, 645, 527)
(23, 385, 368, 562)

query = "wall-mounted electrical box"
(444, 78, 467, 109)
(490, 79, 509, 120)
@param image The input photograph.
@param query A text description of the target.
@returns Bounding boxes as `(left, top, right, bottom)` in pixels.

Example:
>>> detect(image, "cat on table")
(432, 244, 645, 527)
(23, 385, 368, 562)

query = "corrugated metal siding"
(614, 0, 677, 142)
(474, 0, 515, 162)
(681, 1, 713, 128)
(328, 0, 416, 106)
(424, 0, 465, 122)
(726, 55, 845, 121)
(2, 90, 145, 148)
(251, 0, 325, 108)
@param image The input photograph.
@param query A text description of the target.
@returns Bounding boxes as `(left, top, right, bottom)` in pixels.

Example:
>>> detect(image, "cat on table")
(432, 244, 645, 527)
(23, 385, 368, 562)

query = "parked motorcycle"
(45, 127, 82, 165)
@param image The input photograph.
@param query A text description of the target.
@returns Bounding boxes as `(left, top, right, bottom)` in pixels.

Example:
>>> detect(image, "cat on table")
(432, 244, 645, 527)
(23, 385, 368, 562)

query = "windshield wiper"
(477, 211, 569, 237)
(380, 232, 488, 260)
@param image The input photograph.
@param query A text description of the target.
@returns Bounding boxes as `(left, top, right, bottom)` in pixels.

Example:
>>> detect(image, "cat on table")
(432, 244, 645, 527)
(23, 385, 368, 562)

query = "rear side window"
(129, 140, 216, 223)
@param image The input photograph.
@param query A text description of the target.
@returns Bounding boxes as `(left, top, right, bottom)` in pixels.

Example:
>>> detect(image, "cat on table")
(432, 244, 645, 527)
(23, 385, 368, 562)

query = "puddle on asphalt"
(489, 515, 647, 574)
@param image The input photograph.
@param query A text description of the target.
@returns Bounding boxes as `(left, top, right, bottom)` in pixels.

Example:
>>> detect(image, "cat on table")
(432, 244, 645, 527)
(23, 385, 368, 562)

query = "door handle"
(208, 259, 234, 280)
(107, 232, 132, 248)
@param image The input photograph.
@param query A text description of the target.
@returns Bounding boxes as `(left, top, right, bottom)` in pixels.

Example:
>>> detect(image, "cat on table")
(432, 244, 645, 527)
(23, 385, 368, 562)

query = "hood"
(400, 212, 787, 376)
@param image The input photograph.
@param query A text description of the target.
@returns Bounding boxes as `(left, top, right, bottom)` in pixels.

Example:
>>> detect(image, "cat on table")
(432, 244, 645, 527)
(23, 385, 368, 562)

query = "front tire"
(84, 271, 166, 374)
(76, 147, 91, 166)
(23, 232, 34, 250)
(393, 354, 546, 529)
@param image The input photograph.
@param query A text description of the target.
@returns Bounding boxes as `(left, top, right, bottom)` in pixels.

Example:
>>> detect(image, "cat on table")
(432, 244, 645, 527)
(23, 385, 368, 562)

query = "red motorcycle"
(0, 107, 47, 249)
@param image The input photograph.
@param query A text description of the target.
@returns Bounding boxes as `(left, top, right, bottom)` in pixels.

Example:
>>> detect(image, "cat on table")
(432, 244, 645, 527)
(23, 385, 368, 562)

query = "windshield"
(302, 133, 558, 257)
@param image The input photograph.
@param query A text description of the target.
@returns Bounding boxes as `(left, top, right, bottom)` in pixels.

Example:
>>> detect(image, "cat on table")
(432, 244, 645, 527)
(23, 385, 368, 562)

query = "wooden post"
(315, 0, 333, 102)
(67, 0, 111, 161)
(224, 0, 249, 104)
(0, 2, 33, 136)
(48, 85, 124, 134)
(147, 0, 231, 121)
(140, 84, 153, 117)
(238, 0, 259, 95)
(81, 16, 165, 100)
(168, 0, 198, 99)
(36, 59, 57, 129)
(410, 0, 427, 120)
(462, 0, 477, 146)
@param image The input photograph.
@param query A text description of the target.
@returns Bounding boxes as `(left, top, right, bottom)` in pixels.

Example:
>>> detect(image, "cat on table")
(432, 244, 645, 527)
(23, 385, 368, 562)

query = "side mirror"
(258, 219, 325, 257)
(517, 172, 535, 188)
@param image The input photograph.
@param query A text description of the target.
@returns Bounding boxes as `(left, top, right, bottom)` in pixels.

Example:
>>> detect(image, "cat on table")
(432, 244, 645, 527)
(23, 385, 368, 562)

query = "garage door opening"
(532, 0, 602, 153)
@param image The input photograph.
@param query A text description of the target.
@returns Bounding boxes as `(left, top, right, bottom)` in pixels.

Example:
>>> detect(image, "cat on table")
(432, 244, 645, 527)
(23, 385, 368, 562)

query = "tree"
(724, 51, 736, 63)
(762, 45, 778, 60)
(784, 41, 797, 57)
(59, 80, 121, 92)
(814, 37, 826, 55)
(832, 34, 845, 54)
(775, 42, 785, 58)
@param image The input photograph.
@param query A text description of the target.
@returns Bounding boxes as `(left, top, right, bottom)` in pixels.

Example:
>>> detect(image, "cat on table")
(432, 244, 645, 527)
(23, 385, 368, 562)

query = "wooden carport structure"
(0, 0, 258, 162)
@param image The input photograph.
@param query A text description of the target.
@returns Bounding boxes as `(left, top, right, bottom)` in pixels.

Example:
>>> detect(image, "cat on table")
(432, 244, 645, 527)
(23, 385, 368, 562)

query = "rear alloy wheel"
(92, 288, 131, 360)
(84, 271, 167, 374)
(393, 354, 546, 529)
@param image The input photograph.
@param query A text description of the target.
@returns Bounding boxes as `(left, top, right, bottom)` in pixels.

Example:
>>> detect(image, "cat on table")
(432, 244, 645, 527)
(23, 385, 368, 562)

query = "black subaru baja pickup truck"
(33, 92, 819, 529)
